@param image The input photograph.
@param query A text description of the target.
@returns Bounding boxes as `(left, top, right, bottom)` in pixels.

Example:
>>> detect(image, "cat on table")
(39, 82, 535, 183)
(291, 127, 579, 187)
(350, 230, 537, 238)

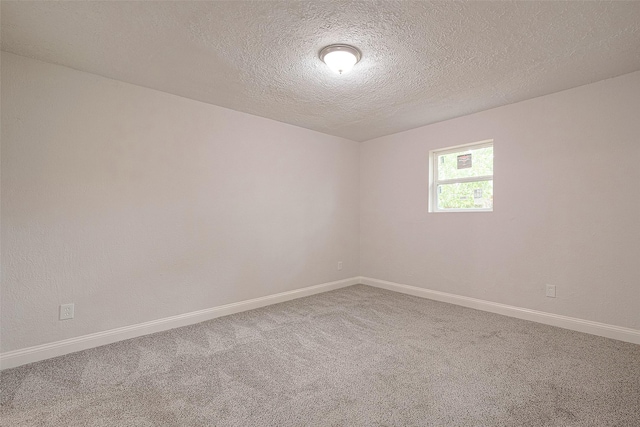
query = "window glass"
(430, 141, 493, 212)
(437, 180, 493, 210)
(437, 145, 493, 181)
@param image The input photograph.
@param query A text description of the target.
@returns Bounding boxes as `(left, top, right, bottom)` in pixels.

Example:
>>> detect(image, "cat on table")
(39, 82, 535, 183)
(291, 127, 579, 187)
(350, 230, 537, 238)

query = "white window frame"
(429, 139, 494, 213)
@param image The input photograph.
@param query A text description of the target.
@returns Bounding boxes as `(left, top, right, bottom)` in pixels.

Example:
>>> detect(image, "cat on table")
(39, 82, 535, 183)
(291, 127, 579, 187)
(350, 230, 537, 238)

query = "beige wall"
(2, 51, 639, 355)
(1, 53, 360, 352)
(360, 71, 640, 330)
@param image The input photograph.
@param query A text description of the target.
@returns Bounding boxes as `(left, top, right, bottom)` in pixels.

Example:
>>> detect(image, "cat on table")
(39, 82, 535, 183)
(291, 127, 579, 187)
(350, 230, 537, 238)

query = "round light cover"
(320, 44, 361, 75)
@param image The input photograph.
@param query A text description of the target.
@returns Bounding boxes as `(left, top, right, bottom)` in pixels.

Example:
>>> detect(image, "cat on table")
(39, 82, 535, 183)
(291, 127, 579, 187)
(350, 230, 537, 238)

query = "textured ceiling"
(2, 1, 640, 142)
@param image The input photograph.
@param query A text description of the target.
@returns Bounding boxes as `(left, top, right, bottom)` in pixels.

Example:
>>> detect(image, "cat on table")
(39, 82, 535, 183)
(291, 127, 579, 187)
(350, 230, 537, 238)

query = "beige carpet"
(1, 284, 639, 426)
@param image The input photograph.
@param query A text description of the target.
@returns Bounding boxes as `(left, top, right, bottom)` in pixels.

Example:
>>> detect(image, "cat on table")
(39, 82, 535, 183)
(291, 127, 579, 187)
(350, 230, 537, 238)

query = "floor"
(1, 285, 639, 426)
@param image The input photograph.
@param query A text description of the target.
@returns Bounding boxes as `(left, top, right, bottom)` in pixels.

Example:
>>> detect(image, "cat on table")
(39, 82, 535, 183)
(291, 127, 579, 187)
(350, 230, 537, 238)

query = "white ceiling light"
(319, 44, 361, 75)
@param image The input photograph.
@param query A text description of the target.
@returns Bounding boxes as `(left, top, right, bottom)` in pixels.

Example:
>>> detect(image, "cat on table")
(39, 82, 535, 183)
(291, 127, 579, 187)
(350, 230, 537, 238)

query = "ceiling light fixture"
(319, 44, 361, 75)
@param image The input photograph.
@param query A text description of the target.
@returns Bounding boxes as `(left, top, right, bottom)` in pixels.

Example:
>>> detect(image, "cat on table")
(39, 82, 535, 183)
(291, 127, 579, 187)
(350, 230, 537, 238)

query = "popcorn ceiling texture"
(2, 1, 639, 141)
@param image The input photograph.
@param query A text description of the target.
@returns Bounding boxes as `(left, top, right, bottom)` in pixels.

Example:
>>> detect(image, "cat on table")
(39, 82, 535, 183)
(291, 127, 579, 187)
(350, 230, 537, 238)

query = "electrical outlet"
(337, 261, 343, 271)
(545, 284, 556, 298)
(59, 303, 74, 320)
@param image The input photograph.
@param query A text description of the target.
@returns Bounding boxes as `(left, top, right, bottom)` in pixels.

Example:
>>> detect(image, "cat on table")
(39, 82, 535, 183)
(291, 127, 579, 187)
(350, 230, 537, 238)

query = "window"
(429, 140, 493, 212)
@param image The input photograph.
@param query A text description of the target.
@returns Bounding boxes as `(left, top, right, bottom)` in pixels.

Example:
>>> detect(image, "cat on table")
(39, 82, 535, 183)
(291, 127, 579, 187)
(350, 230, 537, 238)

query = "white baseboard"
(359, 276, 640, 345)
(0, 277, 360, 370)
(4, 276, 636, 370)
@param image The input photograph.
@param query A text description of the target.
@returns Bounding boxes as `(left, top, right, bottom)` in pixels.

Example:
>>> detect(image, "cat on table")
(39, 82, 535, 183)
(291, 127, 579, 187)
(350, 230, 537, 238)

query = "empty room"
(1, 1, 639, 426)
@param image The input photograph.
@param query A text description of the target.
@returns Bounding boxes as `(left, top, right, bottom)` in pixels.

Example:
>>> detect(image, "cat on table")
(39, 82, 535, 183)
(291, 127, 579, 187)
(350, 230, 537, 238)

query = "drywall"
(1, 52, 359, 353)
(360, 71, 640, 330)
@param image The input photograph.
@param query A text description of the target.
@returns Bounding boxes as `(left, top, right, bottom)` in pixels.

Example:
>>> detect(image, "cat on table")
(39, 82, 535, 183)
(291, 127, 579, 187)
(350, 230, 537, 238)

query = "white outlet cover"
(545, 285, 556, 298)
(337, 261, 343, 271)
(59, 303, 74, 320)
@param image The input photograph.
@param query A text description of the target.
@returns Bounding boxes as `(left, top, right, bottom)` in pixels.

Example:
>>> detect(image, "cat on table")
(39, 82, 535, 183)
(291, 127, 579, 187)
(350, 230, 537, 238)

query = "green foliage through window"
(431, 142, 493, 211)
